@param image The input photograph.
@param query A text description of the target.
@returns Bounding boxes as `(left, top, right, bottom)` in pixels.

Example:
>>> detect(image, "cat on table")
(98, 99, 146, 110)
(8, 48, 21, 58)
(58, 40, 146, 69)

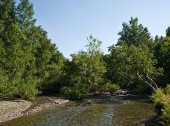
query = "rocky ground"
(0, 96, 69, 123)
(0, 100, 31, 122)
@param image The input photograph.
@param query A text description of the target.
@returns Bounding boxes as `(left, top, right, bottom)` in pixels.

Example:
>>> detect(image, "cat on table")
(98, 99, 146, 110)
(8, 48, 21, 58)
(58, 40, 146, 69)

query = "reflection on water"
(0, 96, 155, 126)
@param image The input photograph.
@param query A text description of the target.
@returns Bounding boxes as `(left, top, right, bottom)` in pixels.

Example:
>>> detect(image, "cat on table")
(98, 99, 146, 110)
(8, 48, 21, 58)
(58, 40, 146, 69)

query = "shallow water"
(0, 95, 155, 126)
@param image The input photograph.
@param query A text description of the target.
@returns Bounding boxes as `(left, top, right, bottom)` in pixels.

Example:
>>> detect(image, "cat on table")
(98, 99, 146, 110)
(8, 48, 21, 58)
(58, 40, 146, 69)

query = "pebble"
(0, 98, 69, 123)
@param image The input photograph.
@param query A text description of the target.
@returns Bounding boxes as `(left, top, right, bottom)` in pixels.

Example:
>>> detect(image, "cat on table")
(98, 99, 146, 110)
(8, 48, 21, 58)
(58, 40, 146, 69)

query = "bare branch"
(146, 74, 158, 89)
(138, 74, 156, 90)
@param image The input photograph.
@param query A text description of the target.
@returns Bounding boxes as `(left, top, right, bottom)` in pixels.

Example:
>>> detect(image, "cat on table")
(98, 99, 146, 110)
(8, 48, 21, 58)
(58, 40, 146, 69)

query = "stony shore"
(0, 97, 69, 123)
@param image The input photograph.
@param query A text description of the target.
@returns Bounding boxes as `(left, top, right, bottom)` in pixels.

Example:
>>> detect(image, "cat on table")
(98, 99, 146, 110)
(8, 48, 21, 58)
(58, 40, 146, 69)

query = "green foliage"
(152, 85, 170, 125)
(101, 82, 120, 94)
(68, 35, 106, 93)
(0, 0, 170, 105)
(152, 88, 167, 105)
(106, 17, 163, 90)
(16, 0, 35, 29)
(118, 17, 152, 47)
(60, 35, 106, 99)
(166, 27, 170, 37)
(159, 104, 170, 126)
(128, 81, 149, 94)
(153, 85, 170, 104)
(61, 87, 84, 100)
(0, 0, 65, 100)
(154, 37, 170, 86)
(108, 44, 161, 89)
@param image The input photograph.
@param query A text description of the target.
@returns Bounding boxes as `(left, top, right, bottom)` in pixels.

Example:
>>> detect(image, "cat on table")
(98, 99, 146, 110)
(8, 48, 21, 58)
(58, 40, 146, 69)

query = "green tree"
(105, 17, 161, 91)
(71, 35, 106, 92)
(15, 0, 65, 95)
(108, 44, 161, 90)
(16, 0, 35, 29)
(154, 36, 170, 86)
(166, 26, 170, 37)
(62, 35, 106, 99)
(0, 0, 16, 23)
(118, 17, 152, 47)
(0, 0, 65, 99)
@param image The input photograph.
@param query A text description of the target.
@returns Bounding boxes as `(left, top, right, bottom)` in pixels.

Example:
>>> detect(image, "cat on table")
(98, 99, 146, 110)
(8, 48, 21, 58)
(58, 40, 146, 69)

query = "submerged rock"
(115, 90, 128, 95)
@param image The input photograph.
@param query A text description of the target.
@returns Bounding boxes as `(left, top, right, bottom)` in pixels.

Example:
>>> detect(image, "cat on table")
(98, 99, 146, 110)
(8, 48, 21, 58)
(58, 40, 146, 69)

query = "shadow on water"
(0, 95, 155, 126)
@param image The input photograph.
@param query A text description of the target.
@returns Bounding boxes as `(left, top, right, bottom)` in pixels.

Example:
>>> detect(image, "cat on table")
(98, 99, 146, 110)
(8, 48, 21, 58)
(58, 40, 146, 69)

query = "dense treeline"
(63, 17, 170, 99)
(1, 1, 170, 124)
(0, 0, 65, 100)
(0, 1, 170, 102)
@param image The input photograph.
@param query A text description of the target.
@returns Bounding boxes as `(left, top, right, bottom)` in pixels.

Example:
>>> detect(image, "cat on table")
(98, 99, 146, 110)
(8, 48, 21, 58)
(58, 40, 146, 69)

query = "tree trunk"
(137, 74, 158, 90)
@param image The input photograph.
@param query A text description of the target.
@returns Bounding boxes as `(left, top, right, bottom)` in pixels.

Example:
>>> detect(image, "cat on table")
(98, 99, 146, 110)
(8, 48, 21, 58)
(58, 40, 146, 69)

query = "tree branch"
(137, 73, 156, 90)
(146, 74, 158, 89)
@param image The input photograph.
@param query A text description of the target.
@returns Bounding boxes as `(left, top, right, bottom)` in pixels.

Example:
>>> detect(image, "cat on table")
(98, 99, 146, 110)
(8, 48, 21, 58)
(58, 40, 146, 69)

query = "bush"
(159, 104, 170, 126)
(152, 85, 170, 126)
(61, 87, 84, 100)
(152, 88, 167, 105)
(101, 82, 120, 94)
(164, 85, 170, 95)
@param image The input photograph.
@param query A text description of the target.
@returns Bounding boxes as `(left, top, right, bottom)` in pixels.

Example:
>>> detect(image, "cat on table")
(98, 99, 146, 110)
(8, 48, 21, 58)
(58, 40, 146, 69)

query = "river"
(0, 95, 155, 126)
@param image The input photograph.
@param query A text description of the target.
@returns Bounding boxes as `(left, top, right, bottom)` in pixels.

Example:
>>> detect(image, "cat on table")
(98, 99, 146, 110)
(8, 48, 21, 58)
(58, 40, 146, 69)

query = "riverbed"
(0, 95, 155, 126)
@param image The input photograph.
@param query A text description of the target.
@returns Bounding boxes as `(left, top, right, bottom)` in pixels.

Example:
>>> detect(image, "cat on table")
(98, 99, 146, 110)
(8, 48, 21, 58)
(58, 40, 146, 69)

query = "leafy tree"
(0, 0, 65, 99)
(154, 36, 170, 86)
(108, 44, 162, 90)
(72, 35, 106, 92)
(0, 0, 16, 23)
(62, 35, 106, 99)
(0, 17, 39, 99)
(166, 26, 170, 37)
(118, 17, 152, 47)
(16, 0, 35, 29)
(105, 17, 162, 91)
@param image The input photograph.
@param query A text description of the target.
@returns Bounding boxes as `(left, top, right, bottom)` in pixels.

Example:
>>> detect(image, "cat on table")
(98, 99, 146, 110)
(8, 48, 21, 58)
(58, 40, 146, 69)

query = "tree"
(105, 17, 162, 91)
(166, 26, 170, 37)
(118, 17, 152, 47)
(0, 0, 16, 23)
(73, 35, 106, 91)
(64, 35, 106, 96)
(16, 0, 36, 29)
(154, 36, 170, 86)
(108, 44, 162, 90)
(0, 0, 65, 99)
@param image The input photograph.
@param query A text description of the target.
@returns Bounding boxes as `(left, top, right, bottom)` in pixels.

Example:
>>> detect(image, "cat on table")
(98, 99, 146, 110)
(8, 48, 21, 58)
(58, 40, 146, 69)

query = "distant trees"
(0, 0, 170, 102)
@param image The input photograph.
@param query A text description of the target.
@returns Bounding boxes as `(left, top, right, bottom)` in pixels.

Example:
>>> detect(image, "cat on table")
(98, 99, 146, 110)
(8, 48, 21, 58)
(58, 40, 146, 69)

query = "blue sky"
(28, 0, 170, 58)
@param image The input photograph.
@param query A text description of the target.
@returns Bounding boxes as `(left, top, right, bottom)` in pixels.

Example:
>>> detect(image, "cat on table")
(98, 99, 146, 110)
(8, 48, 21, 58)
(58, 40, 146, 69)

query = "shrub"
(61, 87, 84, 100)
(101, 82, 120, 94)
(152, 88, 167, 105)
(152, 85, 170, 126)
(159, 104, 170, 126)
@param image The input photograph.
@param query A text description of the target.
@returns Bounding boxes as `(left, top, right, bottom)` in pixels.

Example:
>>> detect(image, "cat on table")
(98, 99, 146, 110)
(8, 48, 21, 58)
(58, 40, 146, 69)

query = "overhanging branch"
(137, 71, 157, 90)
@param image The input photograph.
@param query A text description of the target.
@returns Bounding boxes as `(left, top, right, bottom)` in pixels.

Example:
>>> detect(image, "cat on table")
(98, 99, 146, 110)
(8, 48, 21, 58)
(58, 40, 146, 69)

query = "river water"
(0, 95, 155, 126)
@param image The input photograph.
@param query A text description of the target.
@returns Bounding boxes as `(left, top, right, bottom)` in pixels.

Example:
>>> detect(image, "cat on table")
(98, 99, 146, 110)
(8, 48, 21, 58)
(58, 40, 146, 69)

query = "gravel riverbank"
(0, 97, 69, 123)
(0, 100, 31, 122)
